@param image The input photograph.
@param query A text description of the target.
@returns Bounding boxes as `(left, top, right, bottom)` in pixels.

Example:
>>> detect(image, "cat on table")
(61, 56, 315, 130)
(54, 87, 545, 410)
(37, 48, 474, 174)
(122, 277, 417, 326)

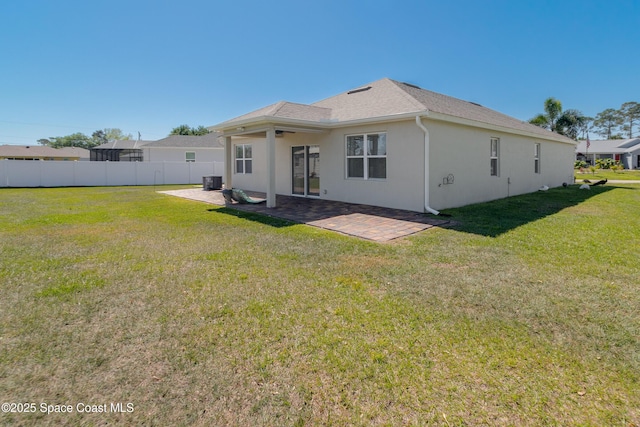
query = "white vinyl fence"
(0, 160, 225, 188)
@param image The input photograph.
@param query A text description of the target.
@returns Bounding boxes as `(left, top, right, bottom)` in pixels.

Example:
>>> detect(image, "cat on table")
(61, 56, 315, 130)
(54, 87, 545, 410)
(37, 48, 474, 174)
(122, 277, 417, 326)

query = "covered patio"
(160, 188, 450, 242)
(219, 114, 330, 209)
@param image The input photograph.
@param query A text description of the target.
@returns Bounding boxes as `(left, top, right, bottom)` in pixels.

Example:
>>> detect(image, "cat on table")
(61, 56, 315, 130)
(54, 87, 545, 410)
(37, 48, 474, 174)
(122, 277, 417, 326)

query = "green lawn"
(575, 169, 640, 181)
(1, 185, 639, 426)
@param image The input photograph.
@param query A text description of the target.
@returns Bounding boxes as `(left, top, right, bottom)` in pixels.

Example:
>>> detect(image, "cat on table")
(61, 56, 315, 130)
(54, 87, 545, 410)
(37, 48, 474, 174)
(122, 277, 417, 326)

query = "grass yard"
(1, 184, 639, 426)
(575, 169, 640, 181)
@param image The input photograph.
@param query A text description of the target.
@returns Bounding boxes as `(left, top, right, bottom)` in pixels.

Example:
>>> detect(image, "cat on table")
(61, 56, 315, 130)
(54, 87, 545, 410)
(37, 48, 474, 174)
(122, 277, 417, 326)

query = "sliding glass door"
(292, 145, 319, 197)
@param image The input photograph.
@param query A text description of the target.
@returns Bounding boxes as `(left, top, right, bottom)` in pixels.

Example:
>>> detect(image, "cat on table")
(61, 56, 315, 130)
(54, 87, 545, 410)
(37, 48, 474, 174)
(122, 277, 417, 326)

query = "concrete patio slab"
(159, 188, 449, 242)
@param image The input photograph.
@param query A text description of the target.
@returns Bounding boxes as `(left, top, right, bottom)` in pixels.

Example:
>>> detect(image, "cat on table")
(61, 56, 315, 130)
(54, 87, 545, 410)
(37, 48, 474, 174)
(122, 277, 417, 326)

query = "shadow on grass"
(209, 207, 297, 229)
(440, 185, 619, 237)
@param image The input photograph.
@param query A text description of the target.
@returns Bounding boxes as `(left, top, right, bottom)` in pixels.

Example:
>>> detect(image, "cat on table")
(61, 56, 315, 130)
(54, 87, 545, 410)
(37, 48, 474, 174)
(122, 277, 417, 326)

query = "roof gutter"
(415, 113, 440, 216)
(211, 111, 434, 135)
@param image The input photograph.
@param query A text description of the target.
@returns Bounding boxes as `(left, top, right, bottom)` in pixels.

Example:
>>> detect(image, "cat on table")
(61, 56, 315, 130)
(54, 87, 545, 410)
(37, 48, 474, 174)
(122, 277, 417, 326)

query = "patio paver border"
(159, 188, 449, 242)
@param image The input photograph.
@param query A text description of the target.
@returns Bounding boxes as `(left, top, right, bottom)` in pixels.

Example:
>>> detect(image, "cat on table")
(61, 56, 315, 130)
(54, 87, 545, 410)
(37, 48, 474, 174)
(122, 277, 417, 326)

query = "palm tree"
(529, 98, 590, 140)
(556, 109, 591, 140)
(529, 97, 563, 132)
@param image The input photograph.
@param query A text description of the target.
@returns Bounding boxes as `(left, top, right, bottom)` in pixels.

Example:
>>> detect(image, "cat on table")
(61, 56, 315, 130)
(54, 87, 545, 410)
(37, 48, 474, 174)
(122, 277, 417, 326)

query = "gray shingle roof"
(92, 140, 153, 149)
(575, 138, 640, 153)
(221, 101, 332, 124)
(312, 79, 425, 121)
(213, 78, 576, 144)
(0, 145, 90, 158)
(388, 80, 571, 142)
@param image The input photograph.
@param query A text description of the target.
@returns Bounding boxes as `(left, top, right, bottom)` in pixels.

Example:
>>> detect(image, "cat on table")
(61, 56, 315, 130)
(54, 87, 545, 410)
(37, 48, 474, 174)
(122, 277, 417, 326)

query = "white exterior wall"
(143, 147, 224, 163)
(230, 137, 268, 191)
(228, 123, 425, 211)
(428, 120, 576, 210)
(228, 119, 575, 212)
(308, 122, 425, 212)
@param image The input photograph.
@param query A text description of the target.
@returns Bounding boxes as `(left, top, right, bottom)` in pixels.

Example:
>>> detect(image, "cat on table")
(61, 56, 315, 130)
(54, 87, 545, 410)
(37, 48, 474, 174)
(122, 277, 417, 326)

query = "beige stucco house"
(141, 134, 224, 163)
(90, 133, 224, 163)
(211, 78, 576, 212)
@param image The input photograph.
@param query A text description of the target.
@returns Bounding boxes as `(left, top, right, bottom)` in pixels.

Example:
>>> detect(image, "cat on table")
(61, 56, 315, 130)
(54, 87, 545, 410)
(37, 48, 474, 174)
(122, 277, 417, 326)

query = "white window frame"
(235, 144, 252, 174)
(490, 137, 500, 176)
(345, 132, 387, 180)
(185, 151, 196, 162)
(534, 143, 541, 174)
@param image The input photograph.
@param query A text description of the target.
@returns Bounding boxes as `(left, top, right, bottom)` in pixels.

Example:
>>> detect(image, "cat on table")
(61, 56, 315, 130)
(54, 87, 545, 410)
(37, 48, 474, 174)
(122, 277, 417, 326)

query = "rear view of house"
(211, 78, 576, 212)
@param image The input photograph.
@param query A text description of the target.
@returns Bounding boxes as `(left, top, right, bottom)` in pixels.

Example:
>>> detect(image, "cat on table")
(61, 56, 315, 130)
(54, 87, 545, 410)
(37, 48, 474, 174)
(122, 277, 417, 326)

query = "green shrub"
(595, 158, 621, 170)
(574, 160, 587, 169)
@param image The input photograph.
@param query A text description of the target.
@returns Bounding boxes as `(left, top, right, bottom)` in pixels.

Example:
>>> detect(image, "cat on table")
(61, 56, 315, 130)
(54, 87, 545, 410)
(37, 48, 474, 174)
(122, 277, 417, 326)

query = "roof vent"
(402, 82, 421, 89)
(467, 101, 483, 107)
(347, 86, 371, 95)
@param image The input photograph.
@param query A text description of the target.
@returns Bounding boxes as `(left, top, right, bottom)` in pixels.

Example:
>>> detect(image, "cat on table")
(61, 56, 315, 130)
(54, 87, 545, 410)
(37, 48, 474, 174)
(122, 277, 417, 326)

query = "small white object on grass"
(579, 184, 590, 190)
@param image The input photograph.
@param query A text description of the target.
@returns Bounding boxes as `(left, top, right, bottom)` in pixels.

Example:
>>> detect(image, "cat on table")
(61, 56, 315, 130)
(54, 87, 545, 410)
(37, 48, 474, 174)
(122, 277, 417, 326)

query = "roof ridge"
(387, 79, 431, 111)
(310, 78, 389, 105)
(269, 101, 288, 116)
(392, 79, 477, 110)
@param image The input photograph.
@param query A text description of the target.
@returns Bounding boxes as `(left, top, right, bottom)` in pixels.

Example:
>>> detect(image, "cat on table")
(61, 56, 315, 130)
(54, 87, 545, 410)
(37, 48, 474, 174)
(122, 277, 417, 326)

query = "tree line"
(37, 125, 210, 149)
(529, 99, 640, 140)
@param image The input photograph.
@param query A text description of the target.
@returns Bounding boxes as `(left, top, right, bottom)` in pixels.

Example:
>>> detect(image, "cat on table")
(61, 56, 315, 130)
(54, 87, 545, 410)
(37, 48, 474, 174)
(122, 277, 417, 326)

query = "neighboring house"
(141, 133, 224, 163)
(90, 133, 224, 163)
(0, 145, 89, 161)
(575, 138, 640, 169)
(211, 78, 576, 212)
(90, 139, 152, 161)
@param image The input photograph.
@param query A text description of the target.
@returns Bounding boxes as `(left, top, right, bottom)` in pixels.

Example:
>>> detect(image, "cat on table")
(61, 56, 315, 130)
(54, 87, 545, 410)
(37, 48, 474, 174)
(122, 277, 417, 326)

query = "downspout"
(415, 114, 440, 215)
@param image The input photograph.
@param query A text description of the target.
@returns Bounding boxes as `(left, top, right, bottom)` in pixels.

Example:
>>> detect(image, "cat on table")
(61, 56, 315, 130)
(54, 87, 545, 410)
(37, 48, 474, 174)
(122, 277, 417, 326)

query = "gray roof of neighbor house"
(575, 138, 640, 154)
(212, 78, 576, 144)
(143, 133, 223, 148)
(0, 145, 90, 158)
(92, 140, 153, 149)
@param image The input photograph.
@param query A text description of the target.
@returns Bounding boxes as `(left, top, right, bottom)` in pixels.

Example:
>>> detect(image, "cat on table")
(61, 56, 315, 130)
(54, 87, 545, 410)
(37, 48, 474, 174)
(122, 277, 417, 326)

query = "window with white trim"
(346, 133, 386, 179)
(490, 138, 499, 176)
(235, 144, 252, 174)
(185, 151, 195, 162)
(534, 143, 540, 174)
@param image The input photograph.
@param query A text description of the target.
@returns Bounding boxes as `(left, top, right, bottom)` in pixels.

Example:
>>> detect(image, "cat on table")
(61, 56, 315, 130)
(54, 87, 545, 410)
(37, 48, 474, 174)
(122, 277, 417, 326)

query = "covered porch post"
(224, 136, 232, 189)
(266, 127, 276, 208)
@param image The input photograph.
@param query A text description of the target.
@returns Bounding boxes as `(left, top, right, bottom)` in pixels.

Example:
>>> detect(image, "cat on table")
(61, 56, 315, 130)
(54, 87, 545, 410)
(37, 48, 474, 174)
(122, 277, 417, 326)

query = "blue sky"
(1, 0, 638, 144)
